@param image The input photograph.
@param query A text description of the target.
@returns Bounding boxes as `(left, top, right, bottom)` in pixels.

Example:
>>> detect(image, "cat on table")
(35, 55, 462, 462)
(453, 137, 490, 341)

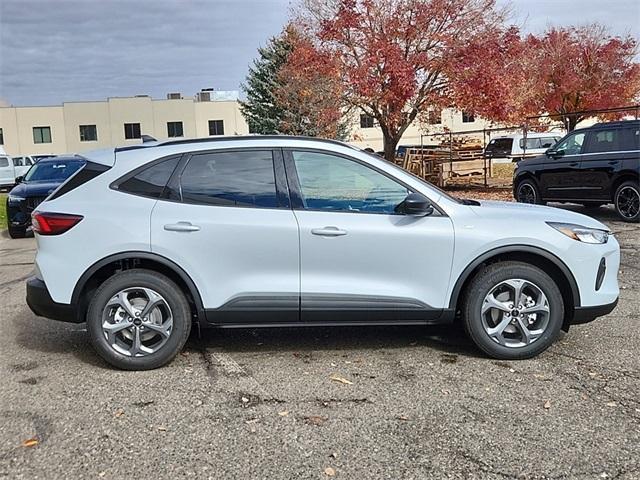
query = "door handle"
(311, 226, 347, 237)
(164, 221, 200, 232)
(568, 162, 579, 167)
(608, 160, 619, 165)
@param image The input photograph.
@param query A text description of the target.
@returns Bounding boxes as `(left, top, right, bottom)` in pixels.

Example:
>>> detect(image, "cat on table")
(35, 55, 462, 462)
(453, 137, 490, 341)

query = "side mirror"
(14, 175, 23, 184)
(400, 192, 434, 217)
(546, 149, 565, 159)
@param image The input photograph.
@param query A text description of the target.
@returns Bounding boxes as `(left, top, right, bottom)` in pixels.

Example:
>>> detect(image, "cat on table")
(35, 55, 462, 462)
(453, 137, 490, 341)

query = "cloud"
(0, 0, 290, 105)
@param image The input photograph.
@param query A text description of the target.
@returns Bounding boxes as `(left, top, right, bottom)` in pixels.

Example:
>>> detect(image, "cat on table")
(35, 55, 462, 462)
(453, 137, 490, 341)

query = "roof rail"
(114, 135, 355, 153)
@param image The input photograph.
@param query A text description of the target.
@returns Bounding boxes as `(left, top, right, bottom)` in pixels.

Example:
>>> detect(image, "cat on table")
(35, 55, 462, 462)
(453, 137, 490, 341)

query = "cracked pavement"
(0, 204, 638, 479)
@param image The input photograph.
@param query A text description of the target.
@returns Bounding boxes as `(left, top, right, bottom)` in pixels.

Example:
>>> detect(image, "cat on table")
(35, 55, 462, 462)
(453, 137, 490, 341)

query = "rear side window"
(179, 150, 278, 208)
(0, 157, 9, 167)
(584, 129, 620, 153)
(117, 156, 180, 199)
(619, 127, 640, 151)
(486, 138, 513, 155)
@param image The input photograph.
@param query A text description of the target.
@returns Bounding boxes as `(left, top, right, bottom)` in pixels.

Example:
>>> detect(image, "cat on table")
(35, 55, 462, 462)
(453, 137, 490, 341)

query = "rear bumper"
(571, 298, 619, 325)
(26, 277, 82, 323)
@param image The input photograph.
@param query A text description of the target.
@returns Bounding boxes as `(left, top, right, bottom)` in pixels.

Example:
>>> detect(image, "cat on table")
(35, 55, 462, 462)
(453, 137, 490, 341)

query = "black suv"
(513, 120, 639, 222)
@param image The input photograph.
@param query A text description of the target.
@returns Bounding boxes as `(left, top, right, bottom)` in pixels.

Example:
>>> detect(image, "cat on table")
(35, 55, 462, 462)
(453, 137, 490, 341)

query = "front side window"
(167, 121, 184, 138)
(292, 151, 409, 214)
(124, 123, 141, 139)
(117, 156, 180, 198)
(79, 124, 98, 142)
(33, 126, 52, 144)
(208, 120, 224, 136)
(13, 157, 24, 166)
(180, 150, 278, 208)
(554, 132, 586, 156)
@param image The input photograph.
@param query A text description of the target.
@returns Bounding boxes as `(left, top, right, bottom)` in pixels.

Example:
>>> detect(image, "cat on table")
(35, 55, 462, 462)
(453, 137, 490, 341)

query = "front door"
(285, 149, 455, 323)
(540, 130, 587, 200)
(150, 148, 300, 324)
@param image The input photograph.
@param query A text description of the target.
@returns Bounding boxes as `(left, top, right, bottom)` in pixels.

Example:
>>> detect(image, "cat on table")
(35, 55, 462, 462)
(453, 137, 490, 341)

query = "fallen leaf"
(114, 409, 125, 418)
(304, 415, 327, 426)
(330, 374, 353, 385)
(397, 415, 409, 421)
(509, 368, 516, 373)
(606, 401, 617, 407)
(21, 437, 38, 448)
(157, 426, 167, 431)
(324, 467, 336, 476)
(330, 453, 337, 458)
(544, 400, 551, 409)
(278, 411, 289, 417)
(241, 397, 250, 403)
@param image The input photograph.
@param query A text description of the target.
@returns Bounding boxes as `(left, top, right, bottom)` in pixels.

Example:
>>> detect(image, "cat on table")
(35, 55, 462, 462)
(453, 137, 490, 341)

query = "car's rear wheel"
(614, 181, 639, 223)
(515, 179, 542, 205)
(87, 269, 192, 370)
(462, 261, 564, 360)
(8, 226, 26, 238)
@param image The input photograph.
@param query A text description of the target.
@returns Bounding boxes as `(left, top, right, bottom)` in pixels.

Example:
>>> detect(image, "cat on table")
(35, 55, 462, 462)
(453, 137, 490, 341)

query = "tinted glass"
(554, 132, 585, 156)
(119, 157, 180, 198)
(0, 157, 9, 168)
(180, 150, 278, 208)
(486, 138, 513, 155)
(619, 127, 640, 151)
(23, 159, 84, 182)
(293, 151, 409, 214)
(584, 129, 619, 153)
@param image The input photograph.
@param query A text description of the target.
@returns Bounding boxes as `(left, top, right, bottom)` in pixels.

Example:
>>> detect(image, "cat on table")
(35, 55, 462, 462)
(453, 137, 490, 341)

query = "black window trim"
(110, 154, 183, 200)
(164, 147, 291, 210)
(282, 147, 446, 217)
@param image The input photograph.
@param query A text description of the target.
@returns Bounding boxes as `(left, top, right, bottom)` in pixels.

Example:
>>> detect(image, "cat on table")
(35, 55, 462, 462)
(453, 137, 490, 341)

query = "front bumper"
(571, 298, 619, 325)
(26, 276, 82, 323)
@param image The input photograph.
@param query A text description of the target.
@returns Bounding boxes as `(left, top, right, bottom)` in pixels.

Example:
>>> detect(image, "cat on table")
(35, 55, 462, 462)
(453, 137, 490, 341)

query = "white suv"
(26, 136, 620, 370)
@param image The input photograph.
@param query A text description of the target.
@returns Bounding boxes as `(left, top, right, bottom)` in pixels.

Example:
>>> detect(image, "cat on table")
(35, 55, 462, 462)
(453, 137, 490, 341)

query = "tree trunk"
(382, 133, 400, 162)
(563, 114, 581, 132)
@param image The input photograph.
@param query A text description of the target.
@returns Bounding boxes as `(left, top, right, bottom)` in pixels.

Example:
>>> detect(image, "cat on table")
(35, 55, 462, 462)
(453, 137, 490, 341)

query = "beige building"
(0, 90, 493, 156)
(0, 91, 249, 157)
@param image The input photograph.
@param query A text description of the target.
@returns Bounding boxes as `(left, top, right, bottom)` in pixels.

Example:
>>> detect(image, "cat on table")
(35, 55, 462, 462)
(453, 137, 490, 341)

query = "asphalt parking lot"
(0, 205, 638, 480)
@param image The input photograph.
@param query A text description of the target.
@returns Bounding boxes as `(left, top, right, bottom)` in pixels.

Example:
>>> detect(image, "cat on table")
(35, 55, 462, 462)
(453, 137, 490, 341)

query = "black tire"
(515, 179, 543, 205)
(87, 269, 192, 370)
(462, 261, 564, 360)
(614, 180, 640, 223)
(8, 226, 26, 239)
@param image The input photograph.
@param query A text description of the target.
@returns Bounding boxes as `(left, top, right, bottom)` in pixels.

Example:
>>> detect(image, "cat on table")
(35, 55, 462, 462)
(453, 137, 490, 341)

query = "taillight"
(32, 212, 83, 235)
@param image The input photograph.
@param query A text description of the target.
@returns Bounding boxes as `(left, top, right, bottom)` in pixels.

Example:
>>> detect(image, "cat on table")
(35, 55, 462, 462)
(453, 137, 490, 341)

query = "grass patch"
(0, 194, 6, 229)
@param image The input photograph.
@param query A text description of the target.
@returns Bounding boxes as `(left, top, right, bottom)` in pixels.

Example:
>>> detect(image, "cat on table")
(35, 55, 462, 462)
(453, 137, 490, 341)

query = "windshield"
(24, 159, 84, 182)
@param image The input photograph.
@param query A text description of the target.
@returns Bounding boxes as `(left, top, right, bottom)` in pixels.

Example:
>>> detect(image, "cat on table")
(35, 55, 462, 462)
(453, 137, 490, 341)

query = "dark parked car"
(6, 156, 85, 238)
(513, 120, 640, 222)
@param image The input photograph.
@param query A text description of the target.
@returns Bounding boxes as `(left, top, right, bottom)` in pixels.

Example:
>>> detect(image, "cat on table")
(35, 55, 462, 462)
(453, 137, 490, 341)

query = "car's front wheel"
(462, 261, 564, 360)
(515, 179, 542, 205)
(614, 181, 639, 223)
(87, 269, 192, 370)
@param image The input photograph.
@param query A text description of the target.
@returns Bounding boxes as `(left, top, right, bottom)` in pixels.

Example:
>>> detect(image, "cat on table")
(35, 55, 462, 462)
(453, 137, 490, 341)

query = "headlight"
(547, 222, 609, 244)
(8, 195, 25, 203)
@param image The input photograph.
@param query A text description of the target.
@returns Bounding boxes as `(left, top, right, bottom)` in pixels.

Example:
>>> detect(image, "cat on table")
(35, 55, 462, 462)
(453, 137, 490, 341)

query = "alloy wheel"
(481, 278, 550, 348)
(517, 183, 536, 204)
(101, 287, 173, 357)
(617, 186, 640, 220)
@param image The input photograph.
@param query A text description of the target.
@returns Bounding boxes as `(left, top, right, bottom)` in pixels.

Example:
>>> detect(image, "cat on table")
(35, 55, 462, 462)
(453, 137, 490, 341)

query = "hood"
(9, 180, 63, 198)
(469, 200, 609, 231)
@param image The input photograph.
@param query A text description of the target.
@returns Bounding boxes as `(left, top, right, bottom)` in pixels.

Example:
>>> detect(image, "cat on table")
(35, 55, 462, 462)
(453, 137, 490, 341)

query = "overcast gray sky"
(0, 0, 638, 106)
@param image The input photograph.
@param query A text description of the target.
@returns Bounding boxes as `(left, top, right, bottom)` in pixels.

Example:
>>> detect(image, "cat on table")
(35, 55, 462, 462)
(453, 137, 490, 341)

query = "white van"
(0, 155, 35, 188)
(485, 132, 562, 163)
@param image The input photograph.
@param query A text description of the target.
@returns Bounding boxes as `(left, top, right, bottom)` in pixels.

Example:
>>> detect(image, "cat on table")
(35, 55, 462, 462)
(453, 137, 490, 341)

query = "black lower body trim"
(571, 298, 618, 325)
(26, 277, 81, 323)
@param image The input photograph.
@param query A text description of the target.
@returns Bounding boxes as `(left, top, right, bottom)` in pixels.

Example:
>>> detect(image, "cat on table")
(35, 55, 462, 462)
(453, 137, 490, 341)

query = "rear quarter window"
(115, 156, 181, 199)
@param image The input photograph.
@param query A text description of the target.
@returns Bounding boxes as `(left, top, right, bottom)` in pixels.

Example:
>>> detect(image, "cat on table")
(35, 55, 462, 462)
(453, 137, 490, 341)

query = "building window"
(208, 120, 224, 136)
(79, 125, 98, 142)
(0, 128, 3, 145)
(462, 111, 475, 123)
(124, 123, 141, 139)
(428, 109, 441, 125)
(33, 126, 52, 144)
(167, 121, 184, 138)
(360, 114, 375, 129)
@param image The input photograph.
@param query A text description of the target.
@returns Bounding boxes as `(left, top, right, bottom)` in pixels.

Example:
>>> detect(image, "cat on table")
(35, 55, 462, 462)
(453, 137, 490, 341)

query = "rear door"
(285, 149, 455, 323)
(580, 127, 638, 201)
(150, 148, 300, 325)
(540, 130, 586, 200)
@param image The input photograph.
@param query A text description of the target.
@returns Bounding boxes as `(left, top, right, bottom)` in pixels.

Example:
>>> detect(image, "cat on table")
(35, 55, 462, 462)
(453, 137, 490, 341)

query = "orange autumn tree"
(524, 25, 640, 131)
(298, 0, 511, 160)
(275, 27, 350, 139)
